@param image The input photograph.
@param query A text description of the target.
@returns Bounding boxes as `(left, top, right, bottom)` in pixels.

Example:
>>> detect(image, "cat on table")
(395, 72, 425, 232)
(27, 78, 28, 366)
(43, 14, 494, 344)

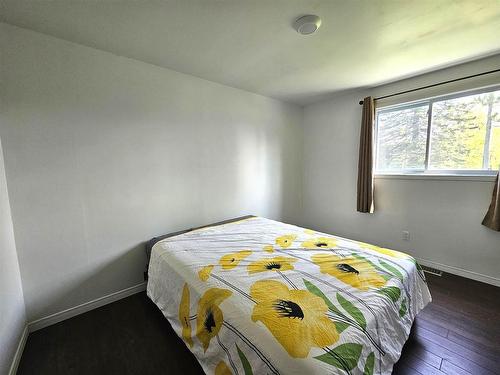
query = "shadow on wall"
(29, 243, 147, 327)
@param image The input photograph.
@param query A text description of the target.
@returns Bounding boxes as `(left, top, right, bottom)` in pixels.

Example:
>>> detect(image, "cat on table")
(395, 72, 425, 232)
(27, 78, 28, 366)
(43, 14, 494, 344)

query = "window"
(375, 86, 500, 175)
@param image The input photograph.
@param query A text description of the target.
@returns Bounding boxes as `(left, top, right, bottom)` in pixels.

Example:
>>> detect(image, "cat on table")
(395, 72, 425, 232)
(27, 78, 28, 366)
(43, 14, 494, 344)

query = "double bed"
(146, 216, 431, 375)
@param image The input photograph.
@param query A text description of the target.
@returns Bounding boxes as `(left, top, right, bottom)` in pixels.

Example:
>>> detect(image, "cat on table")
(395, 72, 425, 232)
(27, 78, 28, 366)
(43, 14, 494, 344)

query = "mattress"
(147, 217, 431, 375)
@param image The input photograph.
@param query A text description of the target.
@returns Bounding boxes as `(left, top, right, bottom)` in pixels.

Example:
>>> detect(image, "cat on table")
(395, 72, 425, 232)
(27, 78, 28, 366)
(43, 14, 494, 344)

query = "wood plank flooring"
(393, 273, 500, 375)
(18, 272, 500, 374)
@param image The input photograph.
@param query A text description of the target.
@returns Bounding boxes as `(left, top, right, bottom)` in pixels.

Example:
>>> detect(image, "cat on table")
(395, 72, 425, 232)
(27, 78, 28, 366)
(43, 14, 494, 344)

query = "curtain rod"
(358, 67, 500, 105)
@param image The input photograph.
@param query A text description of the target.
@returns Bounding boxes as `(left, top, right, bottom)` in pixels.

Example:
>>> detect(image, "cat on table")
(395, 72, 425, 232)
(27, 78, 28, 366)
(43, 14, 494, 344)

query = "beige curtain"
(357, 96, 375, 213)
(482, 171, 500, 231)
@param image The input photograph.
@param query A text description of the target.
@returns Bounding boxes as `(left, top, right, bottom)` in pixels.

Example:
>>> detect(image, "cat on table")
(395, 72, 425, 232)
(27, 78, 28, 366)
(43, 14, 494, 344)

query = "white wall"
(302, 55, 500, 286)
(0, 23, 303, 322)
(0, 136, 26, 374)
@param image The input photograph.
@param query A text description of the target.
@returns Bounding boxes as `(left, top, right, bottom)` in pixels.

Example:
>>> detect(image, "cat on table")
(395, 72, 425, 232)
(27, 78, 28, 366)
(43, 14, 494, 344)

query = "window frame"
(374, 84, 500, 178)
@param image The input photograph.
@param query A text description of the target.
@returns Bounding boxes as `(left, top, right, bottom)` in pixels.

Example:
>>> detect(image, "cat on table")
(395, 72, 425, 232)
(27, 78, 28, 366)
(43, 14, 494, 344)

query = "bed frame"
(144, 215, 255, 277)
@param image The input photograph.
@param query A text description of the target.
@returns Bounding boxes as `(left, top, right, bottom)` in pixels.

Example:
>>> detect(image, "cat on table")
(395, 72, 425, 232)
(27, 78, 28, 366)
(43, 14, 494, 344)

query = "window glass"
(429, 91, 500, 170)
(375, 87, 500, 174)
(376, 105, 428, 171)
(488, 97, 500, 170)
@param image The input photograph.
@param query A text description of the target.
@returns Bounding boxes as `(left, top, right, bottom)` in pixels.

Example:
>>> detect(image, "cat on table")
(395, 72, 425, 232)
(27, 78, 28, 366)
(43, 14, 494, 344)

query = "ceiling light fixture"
(293, 15, 322, 35)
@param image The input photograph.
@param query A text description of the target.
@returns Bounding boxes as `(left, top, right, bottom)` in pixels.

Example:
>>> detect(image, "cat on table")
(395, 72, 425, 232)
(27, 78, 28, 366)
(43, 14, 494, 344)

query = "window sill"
(374, 173, 497, 182)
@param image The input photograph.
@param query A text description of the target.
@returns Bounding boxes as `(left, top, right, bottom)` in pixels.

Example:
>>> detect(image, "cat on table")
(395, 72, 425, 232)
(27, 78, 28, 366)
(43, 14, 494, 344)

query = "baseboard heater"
(421, 265, 443, 276)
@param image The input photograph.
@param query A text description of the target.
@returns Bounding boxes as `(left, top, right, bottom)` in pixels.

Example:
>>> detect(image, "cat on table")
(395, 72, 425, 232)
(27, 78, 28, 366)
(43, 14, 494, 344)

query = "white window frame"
(374, 84, 500, 180)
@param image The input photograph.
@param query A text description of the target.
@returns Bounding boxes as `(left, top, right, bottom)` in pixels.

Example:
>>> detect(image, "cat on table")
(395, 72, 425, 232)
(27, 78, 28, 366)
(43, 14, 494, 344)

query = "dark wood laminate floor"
(17, 273, 500, 375)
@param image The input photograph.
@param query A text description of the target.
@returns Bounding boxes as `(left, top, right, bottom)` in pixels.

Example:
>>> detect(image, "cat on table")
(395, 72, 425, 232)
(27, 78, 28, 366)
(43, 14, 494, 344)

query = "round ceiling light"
(293, 15, 322, 35)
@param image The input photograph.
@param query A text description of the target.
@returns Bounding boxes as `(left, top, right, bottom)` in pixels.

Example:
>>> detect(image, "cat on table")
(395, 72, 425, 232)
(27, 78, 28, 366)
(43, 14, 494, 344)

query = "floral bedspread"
(147, 217, 431, 375)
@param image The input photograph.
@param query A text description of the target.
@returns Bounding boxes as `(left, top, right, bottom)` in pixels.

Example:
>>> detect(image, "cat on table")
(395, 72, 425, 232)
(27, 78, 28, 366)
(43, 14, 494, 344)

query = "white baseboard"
(8, 325, 28, 375)
(416, 257, 500, 287)
(28, 282, 147, 332)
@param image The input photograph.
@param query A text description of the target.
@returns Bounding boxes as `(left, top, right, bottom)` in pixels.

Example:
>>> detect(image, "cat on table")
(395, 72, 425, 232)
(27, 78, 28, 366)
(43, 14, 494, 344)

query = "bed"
(146, 216, 431, 375)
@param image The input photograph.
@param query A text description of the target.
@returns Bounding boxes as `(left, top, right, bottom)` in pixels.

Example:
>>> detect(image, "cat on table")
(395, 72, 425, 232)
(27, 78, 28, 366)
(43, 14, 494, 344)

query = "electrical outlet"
(402, 231, 410, 241)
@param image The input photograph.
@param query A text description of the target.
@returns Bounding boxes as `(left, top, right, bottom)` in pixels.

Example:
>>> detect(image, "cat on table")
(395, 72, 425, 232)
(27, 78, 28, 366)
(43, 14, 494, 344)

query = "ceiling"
(1, 0, 500, 105)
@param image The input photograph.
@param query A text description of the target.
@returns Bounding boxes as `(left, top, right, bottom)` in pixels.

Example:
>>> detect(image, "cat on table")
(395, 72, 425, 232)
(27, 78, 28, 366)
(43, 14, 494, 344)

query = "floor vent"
(421, 265, 443, 276)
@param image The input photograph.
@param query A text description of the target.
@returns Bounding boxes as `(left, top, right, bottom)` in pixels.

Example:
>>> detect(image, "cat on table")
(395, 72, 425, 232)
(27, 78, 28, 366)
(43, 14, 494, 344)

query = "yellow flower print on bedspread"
(179, 283, 193, 348)
(263, 245, 274, 253)
(247, 256, 297, 274)
(275, 234, 297, 249)
(301, 237, 337, 250)
(196, 288, 232, 352)
(360, 242, 410, 259)
(215, 361, 232, 375)
(311, 253, 386, 291)
(198, 265, 214, 281)
(250, 280, 339, 358)
(219, 250, 252, 270)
